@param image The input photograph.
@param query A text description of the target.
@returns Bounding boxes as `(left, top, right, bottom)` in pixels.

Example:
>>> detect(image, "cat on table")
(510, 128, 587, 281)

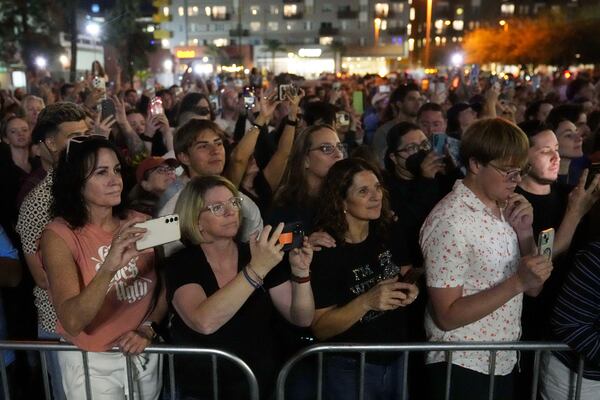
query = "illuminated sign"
(298, 48, 322, 58)
(153, 29, 172, 39)
(176, 49, 197, 59)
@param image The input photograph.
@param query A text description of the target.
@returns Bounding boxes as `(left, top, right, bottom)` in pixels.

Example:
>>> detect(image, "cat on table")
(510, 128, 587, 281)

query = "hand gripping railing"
(275, 341, 580, 400)
(0, 341, 259, 400)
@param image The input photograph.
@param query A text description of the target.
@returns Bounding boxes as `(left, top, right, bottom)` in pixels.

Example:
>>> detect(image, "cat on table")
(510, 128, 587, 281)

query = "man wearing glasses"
(420, 118, 553, 400)
(16, 102, 89, 400)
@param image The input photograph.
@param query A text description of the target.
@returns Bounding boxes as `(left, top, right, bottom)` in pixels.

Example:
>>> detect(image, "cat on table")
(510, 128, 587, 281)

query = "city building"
(155, 0, 411, 77)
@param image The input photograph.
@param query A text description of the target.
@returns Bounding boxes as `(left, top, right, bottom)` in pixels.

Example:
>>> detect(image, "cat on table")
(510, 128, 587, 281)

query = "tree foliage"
(463, 11, 600, 65)
(0, 0, 64, 70)
(104, 0, 157, 84)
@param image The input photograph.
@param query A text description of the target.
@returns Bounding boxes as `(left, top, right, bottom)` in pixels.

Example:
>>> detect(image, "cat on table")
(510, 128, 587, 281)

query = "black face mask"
(404, 150, 429, 177)
(195, 107, 211, 116)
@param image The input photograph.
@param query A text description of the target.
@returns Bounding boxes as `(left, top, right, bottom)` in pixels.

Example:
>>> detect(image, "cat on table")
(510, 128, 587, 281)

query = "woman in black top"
(166, 175, 314, 400)
(311, 158, 419, 400)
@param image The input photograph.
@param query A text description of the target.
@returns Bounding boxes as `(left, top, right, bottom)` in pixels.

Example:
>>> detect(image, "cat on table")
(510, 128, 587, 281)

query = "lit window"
(407, 23, 411, 35)
(162, 39, 170, 47)
(435, 36, 441, 46)
(204, 7, 210, 16)
(320, 36, 333, 45)
(374, 3, 388, 18)
(212, 6, 227, 20)
(453, 20, 464, 30)
(178, 7, 184, 16)
(305, 21, 312, 30)
(435, 19, 443, 30)
(188, 6, 198, 16)
(391, 3, 404, 13)
(456, 7, 463, 15)
(286, 23, 293, 30)
(408, 38, 415, 51)
(163, 7, 169, 16)
(268, 21, 279, 31)
(213, 38, 228, 47)
(270, 5, 279, 15)
(410, 7, 415, 20)
(284, 5, 298, 17)
(250, 22, 261, 31)
(381, 20, 387, 30)
(501, 3, 515, 15)
(250, 6, 259, 15)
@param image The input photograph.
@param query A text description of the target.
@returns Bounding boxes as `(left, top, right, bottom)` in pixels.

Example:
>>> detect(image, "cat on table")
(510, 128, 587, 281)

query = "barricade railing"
(0, 341, 259, 400)
(275, 342, 579, 400)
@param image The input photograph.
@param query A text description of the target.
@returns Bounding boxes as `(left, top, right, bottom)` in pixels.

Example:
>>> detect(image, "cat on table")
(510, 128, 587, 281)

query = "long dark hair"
(272, 124, 336, 209)
(176, 92, 215, 124)
(383, 121, 421, 174)
(314, 158, 393, 244)
(51, 136, 128, 228)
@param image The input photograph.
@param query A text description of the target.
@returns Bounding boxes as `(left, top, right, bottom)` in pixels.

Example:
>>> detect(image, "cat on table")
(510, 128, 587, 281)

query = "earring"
(343, 209, 347, 214)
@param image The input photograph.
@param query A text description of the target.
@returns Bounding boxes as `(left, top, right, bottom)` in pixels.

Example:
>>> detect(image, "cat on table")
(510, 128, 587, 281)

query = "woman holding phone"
(310, 158, 419, 400)
(166, 175, 314, 400)
(41, 136, 166, 399)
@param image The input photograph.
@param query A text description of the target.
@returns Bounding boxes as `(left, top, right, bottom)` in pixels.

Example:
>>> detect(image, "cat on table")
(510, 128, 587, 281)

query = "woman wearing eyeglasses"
(420, 118, 553, 399)
(40, 136, 165, 399)
(310, 158, 419, 400)
(166, 175, 314, 400)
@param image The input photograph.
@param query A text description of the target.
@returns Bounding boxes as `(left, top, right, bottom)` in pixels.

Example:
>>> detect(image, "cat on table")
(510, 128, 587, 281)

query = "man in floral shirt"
(420, 118, 553, 400)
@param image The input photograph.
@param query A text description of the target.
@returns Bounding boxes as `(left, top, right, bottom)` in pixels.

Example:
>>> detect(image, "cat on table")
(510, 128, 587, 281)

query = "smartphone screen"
(352, 91, 364, 114)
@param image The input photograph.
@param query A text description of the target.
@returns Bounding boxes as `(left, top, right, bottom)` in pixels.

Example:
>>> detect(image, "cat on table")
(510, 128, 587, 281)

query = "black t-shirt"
(311, 229, 411, 347)
(165, 243, 289, 399)
(515, 184, 581, 340)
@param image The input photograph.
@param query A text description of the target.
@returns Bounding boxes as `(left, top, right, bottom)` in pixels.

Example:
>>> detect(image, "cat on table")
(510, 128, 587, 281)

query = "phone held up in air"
(277, 222, 304, 252)
(99, 98, 116, 122)
(537, 228, 555, 260)
(149, 97, 164, 116)
(134, 214, 181, 251)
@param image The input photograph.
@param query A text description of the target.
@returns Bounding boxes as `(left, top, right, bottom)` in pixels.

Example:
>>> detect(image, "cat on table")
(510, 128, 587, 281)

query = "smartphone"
(431, 133, 448, 155)
(135, 214, 181, 251)
(99, 98, 116, 121)
(585, 163, 600, 188)
(401, 268, 424, 284)
(93, 76, 106, 92)
(149, 97, 164, 116)
(278, 84, 296, 101)
(277, 221, 304, 252)
(336, 111, 350, 127)
(470, 64, 480, 87)
(432, 133, 462, 168)
(537, 228, 555, 260)
(209, 94, 220, 112)
(378, 85, 390, 94)
(352, 91, 364, 114)
(242, 87, 255, 108)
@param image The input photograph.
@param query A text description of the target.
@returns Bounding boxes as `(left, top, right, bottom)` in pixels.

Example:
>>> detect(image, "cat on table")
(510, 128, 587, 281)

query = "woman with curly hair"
(310, 157, 419, 400)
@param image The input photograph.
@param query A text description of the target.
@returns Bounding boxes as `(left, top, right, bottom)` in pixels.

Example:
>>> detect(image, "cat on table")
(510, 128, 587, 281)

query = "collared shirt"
(15, 169, 58, 333)
(420, 180, 522, 376)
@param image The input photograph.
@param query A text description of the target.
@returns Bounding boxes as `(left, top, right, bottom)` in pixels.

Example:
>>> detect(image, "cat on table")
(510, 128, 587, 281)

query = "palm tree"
(262, 39, 286, 73)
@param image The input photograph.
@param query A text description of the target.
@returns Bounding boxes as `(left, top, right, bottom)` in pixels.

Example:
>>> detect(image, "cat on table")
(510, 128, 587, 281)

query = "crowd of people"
(0, 64, 600, 400)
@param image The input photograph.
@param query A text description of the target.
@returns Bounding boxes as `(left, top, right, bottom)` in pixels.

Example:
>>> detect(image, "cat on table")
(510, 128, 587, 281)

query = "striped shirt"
(551, 241, 600, 381)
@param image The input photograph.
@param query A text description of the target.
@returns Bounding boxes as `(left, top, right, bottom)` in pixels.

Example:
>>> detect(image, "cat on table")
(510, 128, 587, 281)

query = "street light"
(374, 18, 382, 46)
(499, 20, 508, 32)
(35, 56, 47, 69)
(163, 59, 173, 71)
(86, 21, 101, 37)
(450, 52, 464, 67)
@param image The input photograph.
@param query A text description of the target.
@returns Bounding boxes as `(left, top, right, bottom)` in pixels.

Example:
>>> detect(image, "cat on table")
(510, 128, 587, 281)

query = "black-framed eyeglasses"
(309, 142, 347, 156)
(396, 140, 432, 155)
(65, 134, 106, 161)
(201, 196, 243, 217)
(488, 163, 531, 181)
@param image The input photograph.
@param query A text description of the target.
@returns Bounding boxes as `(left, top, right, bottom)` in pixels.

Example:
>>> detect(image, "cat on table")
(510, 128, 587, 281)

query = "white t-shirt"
(420, 180, 522, 376)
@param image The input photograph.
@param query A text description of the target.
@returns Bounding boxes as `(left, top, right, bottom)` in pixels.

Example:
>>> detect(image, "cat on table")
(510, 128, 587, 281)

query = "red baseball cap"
(135, 157, 178, 183)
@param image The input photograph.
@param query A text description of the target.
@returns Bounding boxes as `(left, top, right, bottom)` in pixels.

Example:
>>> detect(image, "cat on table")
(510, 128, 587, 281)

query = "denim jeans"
(322, 354, 405, 400)
(540, 353, 600, 400)
(38, 328, 66, 400)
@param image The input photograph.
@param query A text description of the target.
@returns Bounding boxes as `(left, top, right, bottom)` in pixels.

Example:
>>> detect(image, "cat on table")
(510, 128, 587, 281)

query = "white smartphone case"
(135, 214, 181, 251)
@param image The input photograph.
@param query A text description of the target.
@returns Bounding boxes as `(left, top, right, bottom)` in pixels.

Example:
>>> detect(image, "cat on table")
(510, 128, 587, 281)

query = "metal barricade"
(0, 341, 259, 400)
(275, 342, 581, 400)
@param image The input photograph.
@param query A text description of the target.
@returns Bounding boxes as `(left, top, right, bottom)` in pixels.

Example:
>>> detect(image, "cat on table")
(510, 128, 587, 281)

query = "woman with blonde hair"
(166, 175, 315, 399)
